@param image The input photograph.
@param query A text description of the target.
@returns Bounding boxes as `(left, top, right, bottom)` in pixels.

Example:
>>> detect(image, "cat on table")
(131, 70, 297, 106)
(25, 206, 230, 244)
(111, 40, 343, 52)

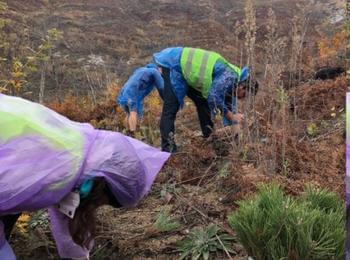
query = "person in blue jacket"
(117, 63, 164, 136)
(153, 47, 259, 153)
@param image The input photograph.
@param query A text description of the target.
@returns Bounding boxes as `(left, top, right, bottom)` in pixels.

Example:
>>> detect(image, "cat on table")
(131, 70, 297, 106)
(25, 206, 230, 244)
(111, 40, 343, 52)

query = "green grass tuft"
(228, 184, 345, 260)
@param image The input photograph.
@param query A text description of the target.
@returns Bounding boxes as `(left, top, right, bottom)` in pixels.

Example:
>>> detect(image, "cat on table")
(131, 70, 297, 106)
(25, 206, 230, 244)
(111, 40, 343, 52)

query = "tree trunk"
(39, 64, 46, 103)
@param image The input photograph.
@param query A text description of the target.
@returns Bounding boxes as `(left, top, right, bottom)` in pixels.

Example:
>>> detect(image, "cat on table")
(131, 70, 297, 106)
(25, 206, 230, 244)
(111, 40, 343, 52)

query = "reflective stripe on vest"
(227, 63, 242, 78)
(180, 47, 241, 98)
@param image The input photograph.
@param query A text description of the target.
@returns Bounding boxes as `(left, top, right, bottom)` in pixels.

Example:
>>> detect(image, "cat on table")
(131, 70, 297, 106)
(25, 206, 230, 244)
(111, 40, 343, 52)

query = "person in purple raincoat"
(0, 93, 170, 260)
(347, 93, 350, 260)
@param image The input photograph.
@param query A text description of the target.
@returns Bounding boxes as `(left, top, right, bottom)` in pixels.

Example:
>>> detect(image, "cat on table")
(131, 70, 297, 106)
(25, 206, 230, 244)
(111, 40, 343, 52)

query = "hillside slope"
(2, 0, 345, 97)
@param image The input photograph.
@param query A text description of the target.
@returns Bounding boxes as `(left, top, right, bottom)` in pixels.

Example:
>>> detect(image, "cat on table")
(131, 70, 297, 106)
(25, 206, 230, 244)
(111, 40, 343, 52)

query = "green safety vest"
(180, 47, 241, 98)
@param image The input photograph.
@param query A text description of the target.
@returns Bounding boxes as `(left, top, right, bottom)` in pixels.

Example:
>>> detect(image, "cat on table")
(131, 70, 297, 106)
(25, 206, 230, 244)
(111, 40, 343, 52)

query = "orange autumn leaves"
(318, 31, 346, 59)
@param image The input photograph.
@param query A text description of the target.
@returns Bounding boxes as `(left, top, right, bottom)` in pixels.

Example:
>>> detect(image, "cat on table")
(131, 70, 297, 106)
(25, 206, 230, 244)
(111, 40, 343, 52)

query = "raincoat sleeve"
(0, 221, 15, 260)
(117, 68, 145, 113)
(127, 100, 139, 113)
(222, 96, 237, 126)
(207, 69, 237, 115)
(153, 69, 164, 100)
(48, 207, 91, 259)
(117, 84, 138, 113)
(116, 87, 125, 106)
(347, 94, 350, 258)
(0, 242, 15, 260)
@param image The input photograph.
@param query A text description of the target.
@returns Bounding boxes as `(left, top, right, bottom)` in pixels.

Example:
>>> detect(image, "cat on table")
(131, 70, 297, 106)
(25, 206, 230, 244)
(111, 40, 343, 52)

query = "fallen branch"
(216, 234, 234, 260)
(309, 128, 343, 142)
(197, 157, 217, 186)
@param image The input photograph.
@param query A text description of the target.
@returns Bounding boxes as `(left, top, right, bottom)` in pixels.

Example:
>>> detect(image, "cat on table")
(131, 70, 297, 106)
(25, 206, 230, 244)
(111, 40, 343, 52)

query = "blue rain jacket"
(117, 64, 164, 116)
(153, 47, 239, 121)
(208, 61, 238, 118)
(153, 47, 186, 105)
(222, 92, 238, 126)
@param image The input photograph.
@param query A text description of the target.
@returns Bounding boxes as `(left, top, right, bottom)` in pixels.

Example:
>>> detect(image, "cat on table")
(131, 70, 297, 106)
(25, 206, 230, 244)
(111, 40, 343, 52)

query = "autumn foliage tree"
(318, 31, 346, 66)
(27, 28, 62, 103)
(0, 3, 27, 94)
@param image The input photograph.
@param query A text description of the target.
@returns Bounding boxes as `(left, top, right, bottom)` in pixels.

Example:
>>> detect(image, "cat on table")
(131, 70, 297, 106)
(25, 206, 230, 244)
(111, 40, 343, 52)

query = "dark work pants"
(160, 68, 180, 152)
(187, 87, 214, 138)
(0, 213, 21, 240)
(160, 68, 214, 152)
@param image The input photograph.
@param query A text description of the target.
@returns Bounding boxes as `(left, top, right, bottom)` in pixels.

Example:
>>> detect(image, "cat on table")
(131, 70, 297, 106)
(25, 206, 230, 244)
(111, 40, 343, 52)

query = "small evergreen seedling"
(228, 184, 345, 260)
(303, 185, 343, 213)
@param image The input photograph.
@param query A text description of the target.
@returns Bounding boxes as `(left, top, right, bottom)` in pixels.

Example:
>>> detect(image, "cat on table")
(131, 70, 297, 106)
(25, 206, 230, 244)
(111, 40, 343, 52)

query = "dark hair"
(240, 77, 259, 96)
(68, 178, 122, 248)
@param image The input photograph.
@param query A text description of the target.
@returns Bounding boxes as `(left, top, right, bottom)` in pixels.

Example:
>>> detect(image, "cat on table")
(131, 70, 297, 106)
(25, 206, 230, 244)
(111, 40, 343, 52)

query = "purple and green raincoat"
(347, 93, 350, 259)
(0, 93, 170, 259)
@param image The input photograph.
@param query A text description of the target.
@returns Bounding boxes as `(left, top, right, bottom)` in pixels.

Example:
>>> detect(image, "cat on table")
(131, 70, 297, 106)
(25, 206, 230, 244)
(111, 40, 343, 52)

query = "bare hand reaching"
(231, 113, 245, 123)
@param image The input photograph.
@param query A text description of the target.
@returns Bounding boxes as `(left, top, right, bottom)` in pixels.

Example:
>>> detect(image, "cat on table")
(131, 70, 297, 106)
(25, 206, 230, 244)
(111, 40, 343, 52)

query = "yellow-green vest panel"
(180, 47, 241, 98)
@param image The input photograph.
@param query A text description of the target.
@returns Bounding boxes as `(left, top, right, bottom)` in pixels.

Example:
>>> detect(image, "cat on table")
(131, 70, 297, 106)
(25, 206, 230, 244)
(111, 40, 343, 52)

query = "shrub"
(228, 184, 345, 260)
(154, 210, 181, 232)
(302, 185, 344, 214)
(46, 93, 93, 122)
(29, 210, 49, 230)
(178, 225, 235, 260)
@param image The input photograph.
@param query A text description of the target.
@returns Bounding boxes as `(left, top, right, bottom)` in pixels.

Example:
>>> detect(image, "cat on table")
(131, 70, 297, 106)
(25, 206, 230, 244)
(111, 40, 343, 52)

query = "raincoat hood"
(0, 93, 170, 215)
(239, 66, 249, 82)
(82, 130, 169, 207)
